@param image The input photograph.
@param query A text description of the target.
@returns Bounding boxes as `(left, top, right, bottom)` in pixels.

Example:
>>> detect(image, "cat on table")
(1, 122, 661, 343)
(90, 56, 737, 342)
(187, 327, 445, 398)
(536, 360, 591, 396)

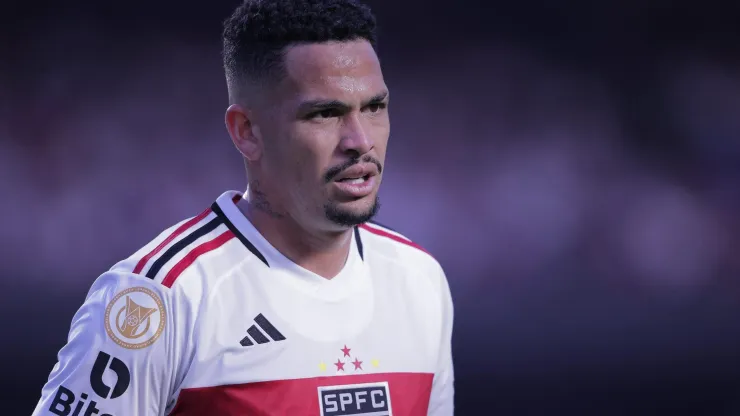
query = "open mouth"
(336, 175, 371, 184)
(332, 173, 376, 198)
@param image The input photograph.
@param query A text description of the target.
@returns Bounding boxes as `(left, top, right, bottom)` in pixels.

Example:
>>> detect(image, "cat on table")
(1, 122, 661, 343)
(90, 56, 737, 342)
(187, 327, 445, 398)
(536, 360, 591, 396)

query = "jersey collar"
(212, 190, 367, 295)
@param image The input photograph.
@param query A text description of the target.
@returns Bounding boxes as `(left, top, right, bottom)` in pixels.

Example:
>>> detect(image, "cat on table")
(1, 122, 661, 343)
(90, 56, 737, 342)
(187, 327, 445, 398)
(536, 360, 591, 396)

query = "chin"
(324, 196, 380, 227)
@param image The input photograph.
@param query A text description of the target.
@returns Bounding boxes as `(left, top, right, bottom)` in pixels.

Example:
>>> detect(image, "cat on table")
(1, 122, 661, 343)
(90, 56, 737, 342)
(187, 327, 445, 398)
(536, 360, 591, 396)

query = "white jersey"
(33, 190, 454, 416)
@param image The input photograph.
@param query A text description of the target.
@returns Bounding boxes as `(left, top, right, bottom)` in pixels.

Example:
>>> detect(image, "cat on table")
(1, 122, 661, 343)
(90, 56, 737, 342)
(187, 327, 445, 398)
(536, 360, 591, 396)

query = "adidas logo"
(240, 313, 286, 346)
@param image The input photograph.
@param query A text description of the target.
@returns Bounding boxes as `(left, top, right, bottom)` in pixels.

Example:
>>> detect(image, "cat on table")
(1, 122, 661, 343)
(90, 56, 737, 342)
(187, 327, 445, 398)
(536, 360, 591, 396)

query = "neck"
(237, 191, 353, 280)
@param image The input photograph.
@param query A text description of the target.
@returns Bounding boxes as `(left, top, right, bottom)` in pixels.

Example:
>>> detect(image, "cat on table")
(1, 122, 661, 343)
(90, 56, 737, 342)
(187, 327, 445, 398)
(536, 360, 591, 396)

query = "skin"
(225, 39, 390, 279)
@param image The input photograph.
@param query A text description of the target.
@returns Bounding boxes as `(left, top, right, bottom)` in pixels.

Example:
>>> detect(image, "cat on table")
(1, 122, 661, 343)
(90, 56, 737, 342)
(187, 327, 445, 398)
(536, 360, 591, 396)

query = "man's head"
(222, 0, 388, 232)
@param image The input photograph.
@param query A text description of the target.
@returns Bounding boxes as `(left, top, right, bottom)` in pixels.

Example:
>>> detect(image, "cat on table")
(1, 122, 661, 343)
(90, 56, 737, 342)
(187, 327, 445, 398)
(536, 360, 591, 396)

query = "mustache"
(324, 155, 383, 183)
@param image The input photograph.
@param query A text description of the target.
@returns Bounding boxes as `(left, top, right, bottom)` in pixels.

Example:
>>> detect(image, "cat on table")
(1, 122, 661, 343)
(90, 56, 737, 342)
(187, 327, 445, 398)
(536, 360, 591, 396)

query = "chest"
(172, 273, 440, 416)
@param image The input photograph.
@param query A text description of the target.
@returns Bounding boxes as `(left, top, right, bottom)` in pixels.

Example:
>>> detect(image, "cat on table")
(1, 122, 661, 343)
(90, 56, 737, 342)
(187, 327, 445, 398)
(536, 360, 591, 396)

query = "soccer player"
(32, 0, 454, 415)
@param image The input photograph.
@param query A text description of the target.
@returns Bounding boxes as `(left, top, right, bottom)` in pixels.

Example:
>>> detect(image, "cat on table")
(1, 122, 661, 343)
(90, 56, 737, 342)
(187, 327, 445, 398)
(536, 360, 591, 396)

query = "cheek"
(287, 149, 328, 209)
(291, 156, 312, 184)
(262, 141, 290, 180)
(279, 141, 325, 201)
(370, 119, 390, 156)
(291, 126, 336, 177)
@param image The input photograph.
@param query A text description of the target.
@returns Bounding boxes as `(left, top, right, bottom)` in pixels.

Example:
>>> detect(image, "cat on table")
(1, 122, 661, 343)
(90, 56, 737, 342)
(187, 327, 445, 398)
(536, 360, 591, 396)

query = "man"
(33, 0, 454, 414)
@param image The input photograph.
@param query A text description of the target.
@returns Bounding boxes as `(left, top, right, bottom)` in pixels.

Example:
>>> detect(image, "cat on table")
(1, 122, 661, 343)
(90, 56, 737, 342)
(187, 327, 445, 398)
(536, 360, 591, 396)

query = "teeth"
(348, 177, 365, 184)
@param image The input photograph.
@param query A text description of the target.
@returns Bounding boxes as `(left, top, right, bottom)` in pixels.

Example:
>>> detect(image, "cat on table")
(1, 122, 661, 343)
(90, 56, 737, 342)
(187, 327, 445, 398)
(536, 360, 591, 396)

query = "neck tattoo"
(249, 181, 286, 219)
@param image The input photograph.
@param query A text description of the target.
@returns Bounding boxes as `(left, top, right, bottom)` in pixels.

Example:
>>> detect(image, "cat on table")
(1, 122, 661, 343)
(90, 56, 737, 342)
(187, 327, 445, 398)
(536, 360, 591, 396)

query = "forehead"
(280, 40, 385, 101)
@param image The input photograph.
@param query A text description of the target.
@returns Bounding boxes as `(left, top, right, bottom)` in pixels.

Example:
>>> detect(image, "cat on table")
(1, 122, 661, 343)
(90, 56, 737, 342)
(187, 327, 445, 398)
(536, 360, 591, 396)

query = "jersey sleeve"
(427, 265, 455, 416)
(32, 271, 191, 416)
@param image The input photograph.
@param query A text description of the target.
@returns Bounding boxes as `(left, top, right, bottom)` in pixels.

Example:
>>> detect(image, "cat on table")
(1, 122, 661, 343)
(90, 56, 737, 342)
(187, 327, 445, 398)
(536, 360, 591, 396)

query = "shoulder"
(358, 220, 441, 270)
(358, 221, 447, 293)
(78, 247, 215, 355)
(91, 201, 250, 327)
(359, 221, 453, 332)
(112, 203, 246, 293)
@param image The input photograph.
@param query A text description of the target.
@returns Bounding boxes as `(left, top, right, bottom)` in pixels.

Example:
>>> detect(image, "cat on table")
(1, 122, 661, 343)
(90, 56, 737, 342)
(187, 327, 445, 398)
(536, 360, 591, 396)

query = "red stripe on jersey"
(170, 372, 433, 416)
(133, 208, 212, 274)
(359, 224, 429, 254)
(161, 230, 236, 288)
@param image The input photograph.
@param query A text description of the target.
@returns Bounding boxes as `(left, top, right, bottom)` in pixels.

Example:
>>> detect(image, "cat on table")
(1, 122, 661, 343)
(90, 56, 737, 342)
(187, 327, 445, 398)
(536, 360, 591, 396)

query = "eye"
(311, 108, 341, 119)
(365, 102, 387, 113)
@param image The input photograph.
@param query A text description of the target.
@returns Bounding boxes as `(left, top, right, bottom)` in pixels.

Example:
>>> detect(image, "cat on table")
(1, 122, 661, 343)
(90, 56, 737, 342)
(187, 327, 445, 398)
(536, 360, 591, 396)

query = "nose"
(338, 114, 373, 156)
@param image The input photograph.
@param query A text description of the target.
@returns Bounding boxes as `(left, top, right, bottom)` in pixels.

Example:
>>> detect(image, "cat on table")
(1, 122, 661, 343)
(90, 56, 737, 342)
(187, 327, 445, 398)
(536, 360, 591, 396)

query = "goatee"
(324, 196, 380, 227)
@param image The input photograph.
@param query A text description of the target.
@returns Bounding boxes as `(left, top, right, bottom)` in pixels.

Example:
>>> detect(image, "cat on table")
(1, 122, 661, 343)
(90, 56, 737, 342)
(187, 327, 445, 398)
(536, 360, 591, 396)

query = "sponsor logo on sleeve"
(318, 382, 392, 416)
(90, 351, 131, 399)
(48, 351, 131, 416)
(104, 286, 165, 349)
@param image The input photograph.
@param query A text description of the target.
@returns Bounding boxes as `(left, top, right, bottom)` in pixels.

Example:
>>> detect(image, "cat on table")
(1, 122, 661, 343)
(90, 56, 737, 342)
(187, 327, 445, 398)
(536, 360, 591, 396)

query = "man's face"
(255, 39, 389, 230)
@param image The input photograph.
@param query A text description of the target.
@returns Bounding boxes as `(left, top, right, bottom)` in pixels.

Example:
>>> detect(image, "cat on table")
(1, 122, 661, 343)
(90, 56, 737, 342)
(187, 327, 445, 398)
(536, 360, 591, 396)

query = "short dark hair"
(222, 0, 378, 101)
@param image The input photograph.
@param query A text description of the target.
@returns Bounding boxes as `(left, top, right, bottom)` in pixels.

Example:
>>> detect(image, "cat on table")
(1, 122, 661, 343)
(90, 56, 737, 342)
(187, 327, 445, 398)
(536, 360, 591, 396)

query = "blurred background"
(2, 0, 740, 414)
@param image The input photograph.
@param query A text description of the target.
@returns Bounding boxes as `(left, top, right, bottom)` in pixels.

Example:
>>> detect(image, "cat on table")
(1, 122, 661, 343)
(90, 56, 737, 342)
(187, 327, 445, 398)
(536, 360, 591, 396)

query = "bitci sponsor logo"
(48, 351, 130, 416)
(318, 382, 392, 416)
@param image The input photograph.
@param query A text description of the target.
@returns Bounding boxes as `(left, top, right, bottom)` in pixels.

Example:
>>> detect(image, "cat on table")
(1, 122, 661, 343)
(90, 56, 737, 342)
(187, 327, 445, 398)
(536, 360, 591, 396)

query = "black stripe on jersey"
(354, 226, 364, 261)
(247, 325, 270, 344)
(211, 202, 269, 267)
(145, 216, 224, 280)
(254, 313, 286, 341)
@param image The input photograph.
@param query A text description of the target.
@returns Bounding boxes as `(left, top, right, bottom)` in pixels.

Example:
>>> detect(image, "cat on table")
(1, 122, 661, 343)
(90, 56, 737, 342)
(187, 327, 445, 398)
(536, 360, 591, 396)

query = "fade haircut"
(222, 0, 378, 103)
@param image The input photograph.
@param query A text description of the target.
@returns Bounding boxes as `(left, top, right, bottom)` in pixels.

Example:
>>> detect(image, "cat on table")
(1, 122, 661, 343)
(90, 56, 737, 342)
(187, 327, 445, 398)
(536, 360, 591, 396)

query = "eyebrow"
(298, 91, 389, 113)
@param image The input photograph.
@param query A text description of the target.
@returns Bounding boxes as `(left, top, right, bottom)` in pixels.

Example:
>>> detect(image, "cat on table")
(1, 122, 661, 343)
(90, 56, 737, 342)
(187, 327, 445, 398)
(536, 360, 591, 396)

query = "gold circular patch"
(104, 286, 165, 349)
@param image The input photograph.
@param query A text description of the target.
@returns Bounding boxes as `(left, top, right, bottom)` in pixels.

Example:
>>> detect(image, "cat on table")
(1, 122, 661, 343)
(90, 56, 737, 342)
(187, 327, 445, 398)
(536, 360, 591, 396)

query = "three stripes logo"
(240, 313, 286, 346)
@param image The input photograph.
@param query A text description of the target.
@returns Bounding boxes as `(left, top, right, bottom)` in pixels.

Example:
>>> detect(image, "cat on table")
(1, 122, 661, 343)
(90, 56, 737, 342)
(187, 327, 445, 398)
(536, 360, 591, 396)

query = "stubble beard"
(324, 195, 381, 227)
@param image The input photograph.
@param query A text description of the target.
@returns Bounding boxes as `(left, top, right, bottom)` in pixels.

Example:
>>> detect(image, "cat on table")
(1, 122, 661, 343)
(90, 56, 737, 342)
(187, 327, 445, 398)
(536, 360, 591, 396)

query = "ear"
(225, 104, 262, 161)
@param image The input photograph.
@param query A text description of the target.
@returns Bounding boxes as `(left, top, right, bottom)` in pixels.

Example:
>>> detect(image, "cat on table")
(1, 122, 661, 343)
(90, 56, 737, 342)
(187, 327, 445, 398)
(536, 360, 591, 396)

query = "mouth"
(336, 174, 372, 185)
(331, 165, 378, 199)
(332, 163, 379, 183)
